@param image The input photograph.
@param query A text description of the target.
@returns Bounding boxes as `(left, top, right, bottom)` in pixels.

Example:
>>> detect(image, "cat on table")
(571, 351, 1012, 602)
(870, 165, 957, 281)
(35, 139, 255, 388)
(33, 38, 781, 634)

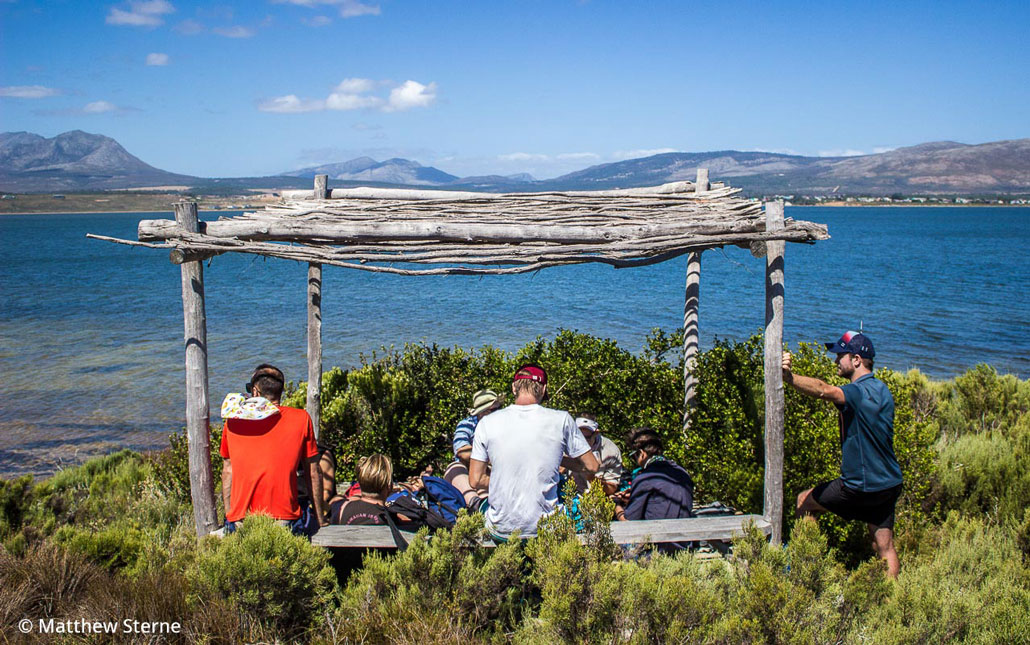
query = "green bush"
(934, 364, 1030, 440)
(190, 514, 337, 639)
(931, 420, 1030, 525)
(149, 424, 224, 508)
(851, 513, 1030, 643)
(332, 512, 526, 643)
(54, 524, 147, 575)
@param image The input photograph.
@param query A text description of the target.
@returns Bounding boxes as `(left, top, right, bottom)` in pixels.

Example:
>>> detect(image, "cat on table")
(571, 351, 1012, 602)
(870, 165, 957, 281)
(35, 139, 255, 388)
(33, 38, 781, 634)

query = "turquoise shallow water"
(1, 206, 1028, 476)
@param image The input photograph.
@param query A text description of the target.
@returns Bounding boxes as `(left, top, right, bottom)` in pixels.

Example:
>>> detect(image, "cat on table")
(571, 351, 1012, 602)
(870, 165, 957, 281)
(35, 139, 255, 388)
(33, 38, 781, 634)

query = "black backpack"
(380, 492, 453, 551)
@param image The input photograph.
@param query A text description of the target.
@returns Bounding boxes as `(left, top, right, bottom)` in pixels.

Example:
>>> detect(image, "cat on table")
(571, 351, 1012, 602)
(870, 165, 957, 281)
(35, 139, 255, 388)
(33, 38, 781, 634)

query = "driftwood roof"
(91, 180, 829, 276)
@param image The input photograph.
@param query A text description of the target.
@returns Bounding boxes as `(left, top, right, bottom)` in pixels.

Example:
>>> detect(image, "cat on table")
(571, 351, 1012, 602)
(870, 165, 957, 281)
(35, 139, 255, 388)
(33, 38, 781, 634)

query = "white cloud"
(273, 0, 380, 17)
(872, 146, 897, 154)
(385, 80, 437, 112)
(557, 152, 600, 161)
(339, 0, 379, 18)
(106, 0, 175, 27)
(326, 92, 383, 110)
(258, 95, 325, 113)
(261, 79, 437, 114)
(0, 85, 60, 98)
(352, 122, 382, 131)
(818, 148, 866, 157)
(145, 52, 170, 66)
(498, 152, 550, 162)
(302, 15, 332, 26)
(213, 25, 255, 38)
(334, 78, 377, 94)
(613, 147, 679, 160)
(83, 100, 119, 113)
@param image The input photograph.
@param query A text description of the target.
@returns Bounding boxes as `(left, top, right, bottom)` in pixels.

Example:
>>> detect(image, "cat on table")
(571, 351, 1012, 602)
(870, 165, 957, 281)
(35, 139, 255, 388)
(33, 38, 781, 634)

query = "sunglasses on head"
(246, 370, 284, 393)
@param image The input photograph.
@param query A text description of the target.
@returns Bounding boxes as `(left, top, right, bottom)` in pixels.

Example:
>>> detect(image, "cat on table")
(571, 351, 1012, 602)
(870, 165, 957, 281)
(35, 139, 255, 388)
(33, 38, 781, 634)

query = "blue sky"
(1, 0, 1028, 179)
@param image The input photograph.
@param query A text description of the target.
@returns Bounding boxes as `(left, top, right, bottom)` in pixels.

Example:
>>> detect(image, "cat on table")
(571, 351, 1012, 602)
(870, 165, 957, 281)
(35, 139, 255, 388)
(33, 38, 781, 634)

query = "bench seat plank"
(312, 514, 770, 549)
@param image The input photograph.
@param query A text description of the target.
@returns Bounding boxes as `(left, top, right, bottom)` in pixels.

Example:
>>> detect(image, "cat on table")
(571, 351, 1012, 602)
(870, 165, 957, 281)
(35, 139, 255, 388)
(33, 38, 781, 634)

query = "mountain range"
(2, 130, 1028, 195)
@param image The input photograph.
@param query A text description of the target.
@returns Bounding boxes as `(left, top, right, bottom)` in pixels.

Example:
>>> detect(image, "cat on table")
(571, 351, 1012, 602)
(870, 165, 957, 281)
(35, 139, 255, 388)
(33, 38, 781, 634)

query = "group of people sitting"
(218, 362, 696, 544)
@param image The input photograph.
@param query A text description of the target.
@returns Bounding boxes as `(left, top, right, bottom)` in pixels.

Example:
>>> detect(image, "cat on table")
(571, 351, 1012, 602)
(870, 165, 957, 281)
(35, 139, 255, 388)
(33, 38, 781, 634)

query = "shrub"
(331, 512, 526, 643)
(850, 513, 1030, 643)
(930, 421, 1030, 525)
(149, 424, 224, 508)
(190, 514, 337, 639)
(934, 364, 1030, 440)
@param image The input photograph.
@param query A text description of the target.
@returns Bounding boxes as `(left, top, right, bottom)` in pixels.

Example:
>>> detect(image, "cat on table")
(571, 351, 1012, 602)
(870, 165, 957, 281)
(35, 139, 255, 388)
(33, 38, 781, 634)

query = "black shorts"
(811, 479, 902, 529)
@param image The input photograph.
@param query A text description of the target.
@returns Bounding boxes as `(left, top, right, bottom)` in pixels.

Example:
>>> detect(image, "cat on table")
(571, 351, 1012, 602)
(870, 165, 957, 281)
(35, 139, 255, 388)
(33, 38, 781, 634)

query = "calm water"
(1, 207, 1028, 476)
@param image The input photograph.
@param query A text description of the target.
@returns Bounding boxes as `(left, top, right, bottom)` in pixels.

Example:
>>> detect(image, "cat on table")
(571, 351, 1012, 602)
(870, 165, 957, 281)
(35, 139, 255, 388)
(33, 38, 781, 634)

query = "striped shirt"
(452, 414, 479, 456)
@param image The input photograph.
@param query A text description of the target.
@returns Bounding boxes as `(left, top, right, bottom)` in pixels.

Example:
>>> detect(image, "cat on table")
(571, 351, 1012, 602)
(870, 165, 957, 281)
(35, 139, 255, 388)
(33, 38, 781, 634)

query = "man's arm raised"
(782, 351, 845, 405)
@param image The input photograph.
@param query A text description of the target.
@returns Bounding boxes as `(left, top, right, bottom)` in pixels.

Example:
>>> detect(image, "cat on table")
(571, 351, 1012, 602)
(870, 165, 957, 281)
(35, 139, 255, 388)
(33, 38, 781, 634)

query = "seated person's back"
(331, 454, 393, 525)
(469, 364, 598, 539)
(620, 427, 694, 520)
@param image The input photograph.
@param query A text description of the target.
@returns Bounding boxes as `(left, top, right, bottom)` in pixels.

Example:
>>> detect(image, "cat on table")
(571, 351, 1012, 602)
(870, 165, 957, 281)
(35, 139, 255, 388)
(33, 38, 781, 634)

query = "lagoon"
(1, 206, 1028, 476)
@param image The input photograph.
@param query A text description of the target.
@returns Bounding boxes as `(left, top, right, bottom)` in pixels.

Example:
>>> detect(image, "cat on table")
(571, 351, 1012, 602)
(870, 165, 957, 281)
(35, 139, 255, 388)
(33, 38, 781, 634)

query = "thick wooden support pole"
(682, 251, 701, 431)
(307, 263, 323, 439)
(763, 200, 786, 545)
(314, 174, 329, 199)
(174, 202, 218, 537)
(695, 167, 710, 192)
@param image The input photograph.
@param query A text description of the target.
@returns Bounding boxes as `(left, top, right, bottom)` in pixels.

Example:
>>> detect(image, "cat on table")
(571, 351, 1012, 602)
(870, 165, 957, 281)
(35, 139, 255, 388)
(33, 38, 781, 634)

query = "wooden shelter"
(90, 169, 828, 545)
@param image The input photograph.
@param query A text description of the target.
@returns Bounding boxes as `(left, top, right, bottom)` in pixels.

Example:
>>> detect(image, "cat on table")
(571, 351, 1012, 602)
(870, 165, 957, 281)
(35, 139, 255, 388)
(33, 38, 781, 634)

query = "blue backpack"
(421, 475, 466, 524)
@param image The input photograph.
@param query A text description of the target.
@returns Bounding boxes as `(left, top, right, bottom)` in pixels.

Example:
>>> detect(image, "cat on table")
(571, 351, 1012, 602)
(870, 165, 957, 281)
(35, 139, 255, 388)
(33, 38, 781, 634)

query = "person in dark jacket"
(614, 427, 694, 551)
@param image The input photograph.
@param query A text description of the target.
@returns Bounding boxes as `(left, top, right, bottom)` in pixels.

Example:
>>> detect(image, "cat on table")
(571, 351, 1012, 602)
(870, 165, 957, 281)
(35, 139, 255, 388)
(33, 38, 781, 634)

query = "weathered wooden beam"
(682, 251, 701, 432)
(174, 201, 218, 537)
(138, 217, 826, 246)
(763, 200, 786, 545)
(307, 263, 322, 439)
(170, 248, 223, 265)
(311, 514, 771, 548)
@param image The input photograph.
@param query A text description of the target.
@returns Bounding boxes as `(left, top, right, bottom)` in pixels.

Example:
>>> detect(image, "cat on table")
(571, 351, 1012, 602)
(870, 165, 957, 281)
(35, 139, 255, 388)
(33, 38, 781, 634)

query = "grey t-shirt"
(470, 403, 591, 537)
(572, 434, 624, 493)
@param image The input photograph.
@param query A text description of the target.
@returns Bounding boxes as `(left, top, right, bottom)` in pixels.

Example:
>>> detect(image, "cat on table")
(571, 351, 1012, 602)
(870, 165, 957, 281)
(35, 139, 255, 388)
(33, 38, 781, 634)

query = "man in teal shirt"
(783, 331, 903, 578)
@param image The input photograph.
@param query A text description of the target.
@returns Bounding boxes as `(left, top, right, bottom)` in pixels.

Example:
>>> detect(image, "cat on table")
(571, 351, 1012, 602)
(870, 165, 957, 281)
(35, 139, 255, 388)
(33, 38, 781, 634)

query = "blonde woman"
(330, 454, 393, 525)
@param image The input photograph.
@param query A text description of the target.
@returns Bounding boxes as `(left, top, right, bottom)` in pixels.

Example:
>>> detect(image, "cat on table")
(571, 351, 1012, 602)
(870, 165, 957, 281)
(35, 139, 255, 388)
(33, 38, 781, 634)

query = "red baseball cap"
(513, 364, 547, 385)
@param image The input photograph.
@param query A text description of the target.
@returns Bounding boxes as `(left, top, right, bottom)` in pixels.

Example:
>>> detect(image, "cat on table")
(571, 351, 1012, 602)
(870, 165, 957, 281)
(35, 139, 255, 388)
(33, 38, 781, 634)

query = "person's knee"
(796, 489, 813, 513)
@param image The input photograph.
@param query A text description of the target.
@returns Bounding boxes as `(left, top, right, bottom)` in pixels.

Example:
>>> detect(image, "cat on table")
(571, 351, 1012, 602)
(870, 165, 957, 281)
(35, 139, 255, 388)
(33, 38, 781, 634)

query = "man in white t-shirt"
(469, 364, 599, 539)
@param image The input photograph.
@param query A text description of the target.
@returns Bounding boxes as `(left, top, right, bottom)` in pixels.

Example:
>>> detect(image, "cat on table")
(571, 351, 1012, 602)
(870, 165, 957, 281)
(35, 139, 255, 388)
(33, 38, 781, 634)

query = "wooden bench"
(312, 514, 771, 549)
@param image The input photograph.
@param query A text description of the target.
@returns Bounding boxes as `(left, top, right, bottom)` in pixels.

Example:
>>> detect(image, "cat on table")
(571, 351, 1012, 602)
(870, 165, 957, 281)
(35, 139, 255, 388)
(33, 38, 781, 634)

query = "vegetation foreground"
(2, 330, 1029, 644)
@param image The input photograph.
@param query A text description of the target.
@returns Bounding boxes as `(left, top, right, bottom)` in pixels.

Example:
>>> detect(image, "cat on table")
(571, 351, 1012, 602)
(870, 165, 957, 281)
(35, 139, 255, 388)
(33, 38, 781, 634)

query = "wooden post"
(763, 200, 786, 545)
(307, 263, 322, 438)
(682, 168, 708, 432)
(682, 251, 701, 431)
(174, 201, 218, 537)
(307, 176, 327, 438)
(314, 174, 329, 200)
(695, 167, 710, 193)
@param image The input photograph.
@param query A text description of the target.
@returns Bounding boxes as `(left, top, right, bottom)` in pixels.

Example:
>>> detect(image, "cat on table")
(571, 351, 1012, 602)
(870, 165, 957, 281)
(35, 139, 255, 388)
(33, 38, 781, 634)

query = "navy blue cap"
(824, 331, 875, 359)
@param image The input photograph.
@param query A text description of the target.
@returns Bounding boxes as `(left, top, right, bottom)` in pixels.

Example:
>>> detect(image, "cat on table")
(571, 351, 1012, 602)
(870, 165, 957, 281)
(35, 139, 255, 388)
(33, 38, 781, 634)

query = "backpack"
(421, 475, 466, 524)
(384, 491, 453, 531)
